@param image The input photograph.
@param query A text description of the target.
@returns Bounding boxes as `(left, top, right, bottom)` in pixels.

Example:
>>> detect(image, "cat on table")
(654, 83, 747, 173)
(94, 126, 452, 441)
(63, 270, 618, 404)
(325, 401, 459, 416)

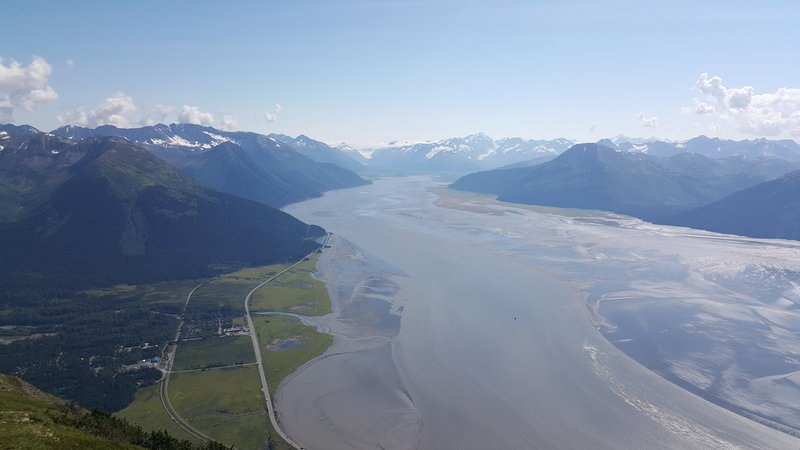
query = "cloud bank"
(687, 73, 800, 136)
(58, 95, 237, 130)
(0, 56, 58, 122)
(58, 92, 147, 128)
(178, 105, 238, 130)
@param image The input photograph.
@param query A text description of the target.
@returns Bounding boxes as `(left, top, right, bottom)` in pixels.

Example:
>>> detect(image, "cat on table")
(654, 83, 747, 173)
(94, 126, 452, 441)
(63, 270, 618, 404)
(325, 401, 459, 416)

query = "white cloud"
(96, 92, 137, 126)
(139, 104, 173, 126)
(261, 103, 283, 122)
(689, 73, 800, 136)
(637, 112, 658, 128)
(220, 115, 238, 130)
(57, 92, 137, 128)
(58, 96, 238, 130)
(59, 95, 178, 128)
(683, 101, 715, 115)
(178, 105, 238, 130)
(178, 105, 216, 126)
(66, 59, 75, 69)
(0, 56, 58, 122)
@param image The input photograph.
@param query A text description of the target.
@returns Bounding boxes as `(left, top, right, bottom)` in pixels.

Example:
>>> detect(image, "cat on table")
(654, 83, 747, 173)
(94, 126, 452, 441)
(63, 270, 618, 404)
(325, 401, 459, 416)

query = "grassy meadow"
(253, 315, 333, 397)
(171, 335, 255, 371)
(250, 254, 331, 316)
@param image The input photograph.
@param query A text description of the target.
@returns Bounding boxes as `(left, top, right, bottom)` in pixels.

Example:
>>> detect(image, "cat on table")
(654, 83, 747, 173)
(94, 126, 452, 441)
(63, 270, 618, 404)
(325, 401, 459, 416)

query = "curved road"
(157, 232, 330, 449)
(158, 283, 215, 443)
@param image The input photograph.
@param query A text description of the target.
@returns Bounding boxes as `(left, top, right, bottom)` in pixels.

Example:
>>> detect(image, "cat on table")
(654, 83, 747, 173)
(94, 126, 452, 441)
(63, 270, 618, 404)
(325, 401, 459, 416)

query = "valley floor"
(118, 251, 333, 450)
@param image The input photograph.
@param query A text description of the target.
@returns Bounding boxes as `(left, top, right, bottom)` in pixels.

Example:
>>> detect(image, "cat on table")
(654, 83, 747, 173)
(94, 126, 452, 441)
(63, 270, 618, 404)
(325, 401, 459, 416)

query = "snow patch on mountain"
(202, 131, 232, 146)
(425, 145, 454, 159)
(148, 135, 211, 149)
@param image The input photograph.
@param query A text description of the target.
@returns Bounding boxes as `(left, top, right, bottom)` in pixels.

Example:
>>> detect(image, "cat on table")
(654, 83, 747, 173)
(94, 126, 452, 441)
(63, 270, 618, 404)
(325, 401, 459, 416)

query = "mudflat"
(280, 176, 800, 449)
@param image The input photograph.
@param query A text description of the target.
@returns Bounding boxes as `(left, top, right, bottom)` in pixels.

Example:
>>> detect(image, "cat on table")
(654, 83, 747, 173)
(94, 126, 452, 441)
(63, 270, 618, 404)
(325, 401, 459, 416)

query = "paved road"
(158, 283, 215, 443)
(245, 233, 331, 450)
(153, 234, 329, 449)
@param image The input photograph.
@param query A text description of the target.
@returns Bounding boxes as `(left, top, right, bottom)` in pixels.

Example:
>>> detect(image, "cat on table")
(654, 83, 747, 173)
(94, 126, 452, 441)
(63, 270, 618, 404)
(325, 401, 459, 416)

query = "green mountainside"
(0, 134, 324, 287)
(0, 132, 326, 413)
(0, 373, 229, 450)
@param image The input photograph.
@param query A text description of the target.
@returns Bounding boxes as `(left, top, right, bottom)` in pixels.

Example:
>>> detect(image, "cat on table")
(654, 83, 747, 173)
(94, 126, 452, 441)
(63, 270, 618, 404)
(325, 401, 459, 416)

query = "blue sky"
(2, 0, 799, 145)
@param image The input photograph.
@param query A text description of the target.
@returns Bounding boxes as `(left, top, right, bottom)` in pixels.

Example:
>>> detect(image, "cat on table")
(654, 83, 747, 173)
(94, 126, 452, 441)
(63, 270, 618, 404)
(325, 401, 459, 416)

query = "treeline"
(0, 276, 258, 410)
(0, 289, 178, 411)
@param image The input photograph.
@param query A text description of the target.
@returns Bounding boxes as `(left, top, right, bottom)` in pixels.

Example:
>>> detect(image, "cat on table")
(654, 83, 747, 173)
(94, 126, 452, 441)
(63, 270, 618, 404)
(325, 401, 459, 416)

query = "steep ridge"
(0, 134, 324, 285)
(51, 123, 370, 207)
(665, 170, 800, 240)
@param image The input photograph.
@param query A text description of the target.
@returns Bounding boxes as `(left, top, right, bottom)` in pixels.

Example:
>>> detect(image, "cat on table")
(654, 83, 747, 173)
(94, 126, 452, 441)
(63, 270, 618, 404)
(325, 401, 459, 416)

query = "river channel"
(279, 176, 800, 449)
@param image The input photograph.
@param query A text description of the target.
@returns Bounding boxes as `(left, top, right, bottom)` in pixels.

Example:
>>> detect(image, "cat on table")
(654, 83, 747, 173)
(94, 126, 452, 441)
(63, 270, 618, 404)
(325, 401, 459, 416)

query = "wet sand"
(279, 176, 800, 449)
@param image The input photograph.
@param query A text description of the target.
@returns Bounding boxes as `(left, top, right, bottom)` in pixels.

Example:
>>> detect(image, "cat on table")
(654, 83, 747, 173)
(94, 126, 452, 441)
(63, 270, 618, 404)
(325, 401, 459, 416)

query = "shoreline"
(274, 235, 420, 449)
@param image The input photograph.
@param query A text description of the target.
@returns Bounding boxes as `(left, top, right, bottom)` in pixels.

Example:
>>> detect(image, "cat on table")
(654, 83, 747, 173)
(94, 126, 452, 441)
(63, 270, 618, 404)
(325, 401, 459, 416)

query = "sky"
(1, 0, 799, 146)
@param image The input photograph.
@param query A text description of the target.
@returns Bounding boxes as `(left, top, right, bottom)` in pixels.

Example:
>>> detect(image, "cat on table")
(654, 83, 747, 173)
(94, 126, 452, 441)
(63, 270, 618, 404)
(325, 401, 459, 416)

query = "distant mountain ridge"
(367, 133, 574, 173)
(268, 133, 365, 172)
(602, 135, 800, 161)
(12, 123, 800, 173)
(451, 143, 799, 221)
(51, 123, 370, 207)
(362, 133, 800, 173)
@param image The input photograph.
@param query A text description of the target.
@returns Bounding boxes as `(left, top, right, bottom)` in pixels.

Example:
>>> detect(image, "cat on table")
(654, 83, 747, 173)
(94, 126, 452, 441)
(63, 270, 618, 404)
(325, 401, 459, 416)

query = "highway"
(244, 233, 331, 450)
(154, 233, 329, 449)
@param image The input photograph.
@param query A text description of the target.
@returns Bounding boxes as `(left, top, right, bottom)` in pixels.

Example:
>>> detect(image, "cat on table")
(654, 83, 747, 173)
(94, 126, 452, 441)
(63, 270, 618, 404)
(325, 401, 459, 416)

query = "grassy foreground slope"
(0, 374, 228, 450)
(115, 384, 201, 445)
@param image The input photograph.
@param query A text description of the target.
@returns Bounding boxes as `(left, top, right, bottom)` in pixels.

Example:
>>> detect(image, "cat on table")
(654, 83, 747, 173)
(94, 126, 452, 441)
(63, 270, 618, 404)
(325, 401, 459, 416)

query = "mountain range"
(5, 122, 800, 242)
(451, 143, 799, 225)
(268, 133, 366, 173)
(606, 135, 800, 161)
(367, 133, 574, 173)
(358, 133, 800, 174)
(51, 123, 369, 207)
(0, 131, 325, 285)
